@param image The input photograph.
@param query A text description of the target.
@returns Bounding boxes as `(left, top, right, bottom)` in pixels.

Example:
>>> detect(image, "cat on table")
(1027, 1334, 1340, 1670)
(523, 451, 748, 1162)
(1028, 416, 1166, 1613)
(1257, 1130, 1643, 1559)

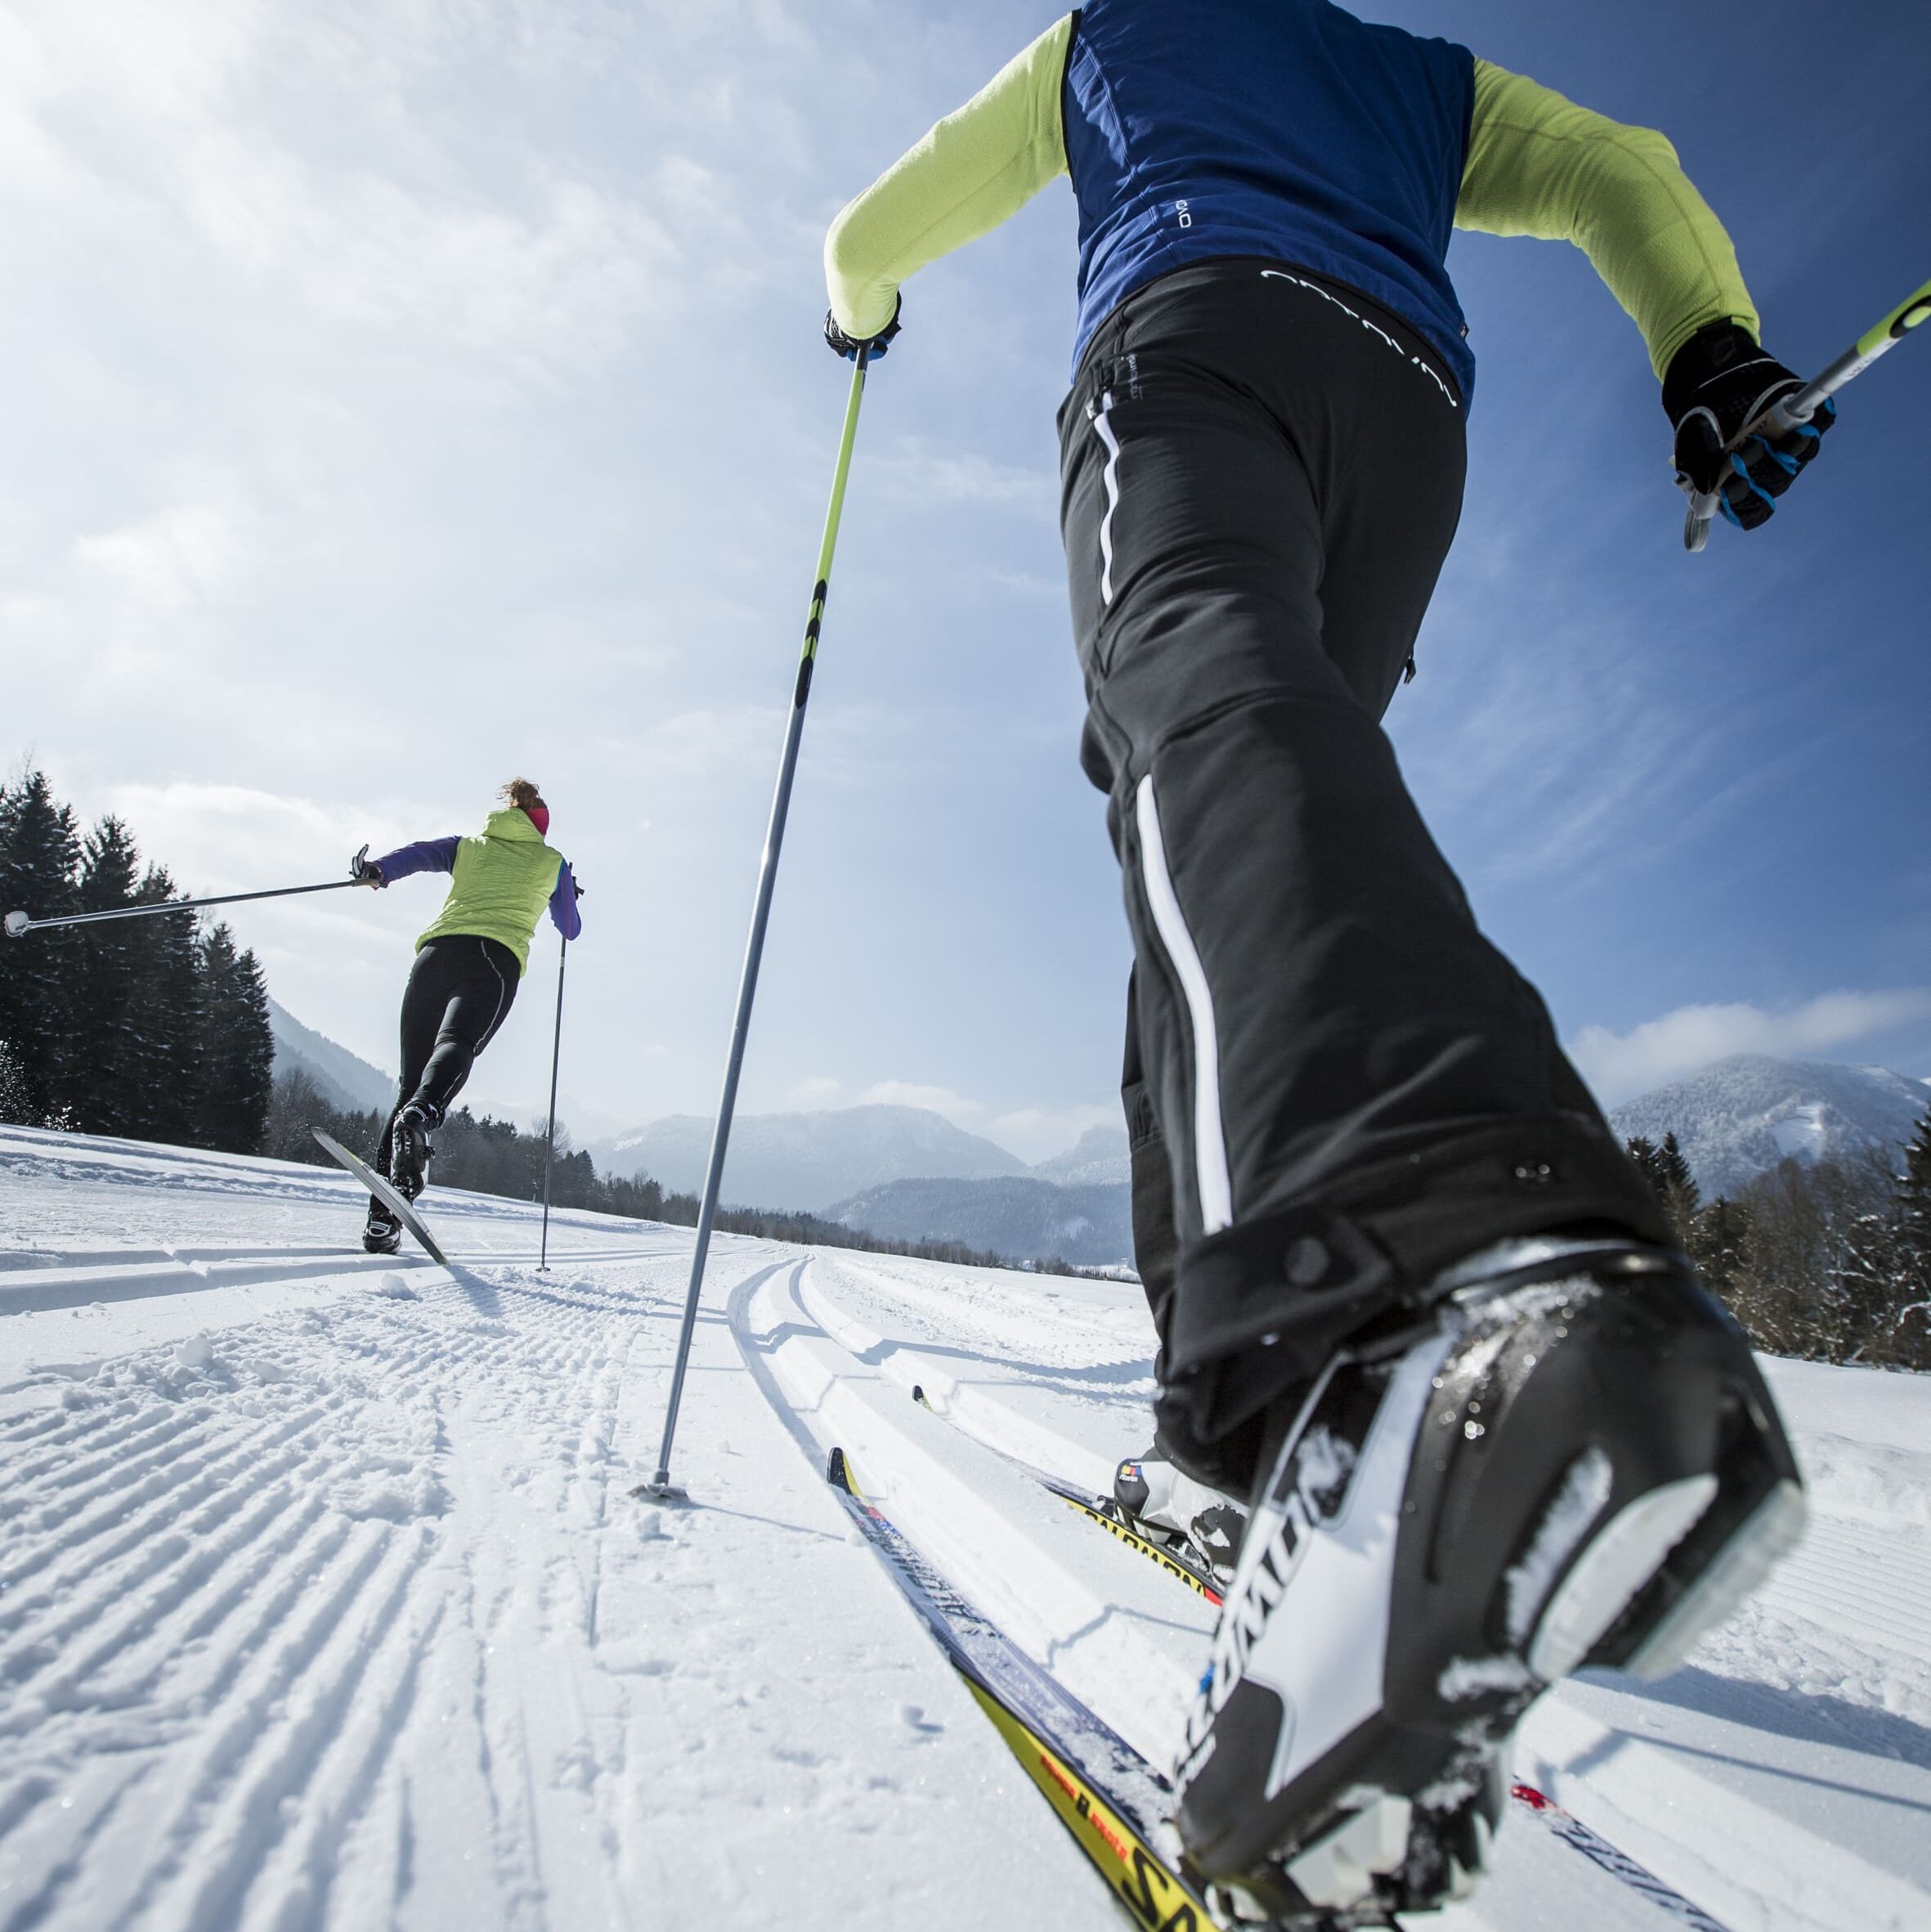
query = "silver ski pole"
(1682, 271, 1931, 551)
(5, 876, 358, 938)
(639, 347, 872, 1502)
(538, 933, 568, 1272)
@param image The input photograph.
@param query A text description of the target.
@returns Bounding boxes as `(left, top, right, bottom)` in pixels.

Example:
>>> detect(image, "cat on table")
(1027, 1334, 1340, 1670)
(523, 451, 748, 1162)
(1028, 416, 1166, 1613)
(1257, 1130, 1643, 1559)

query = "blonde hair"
(500, 777, 545, 814)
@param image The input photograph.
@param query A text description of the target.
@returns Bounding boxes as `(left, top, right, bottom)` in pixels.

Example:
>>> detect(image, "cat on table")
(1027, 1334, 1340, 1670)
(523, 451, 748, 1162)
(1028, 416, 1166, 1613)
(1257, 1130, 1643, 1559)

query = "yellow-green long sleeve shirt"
(824, 18, 1755, 387)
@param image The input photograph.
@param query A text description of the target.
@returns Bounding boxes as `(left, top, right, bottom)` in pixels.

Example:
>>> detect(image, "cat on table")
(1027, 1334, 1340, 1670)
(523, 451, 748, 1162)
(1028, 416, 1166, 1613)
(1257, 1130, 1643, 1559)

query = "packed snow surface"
(2, 1124, 1928, 1930)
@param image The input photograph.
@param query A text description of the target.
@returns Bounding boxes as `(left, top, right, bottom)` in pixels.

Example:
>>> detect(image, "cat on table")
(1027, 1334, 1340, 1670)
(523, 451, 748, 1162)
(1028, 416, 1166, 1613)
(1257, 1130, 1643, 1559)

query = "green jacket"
(414, 810, 567, 975)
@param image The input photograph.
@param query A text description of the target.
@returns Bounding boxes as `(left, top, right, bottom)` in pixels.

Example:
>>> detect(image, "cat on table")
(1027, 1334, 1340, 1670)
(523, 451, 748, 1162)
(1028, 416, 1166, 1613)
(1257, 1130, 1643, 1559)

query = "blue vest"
(1064, 0, 1477, 402)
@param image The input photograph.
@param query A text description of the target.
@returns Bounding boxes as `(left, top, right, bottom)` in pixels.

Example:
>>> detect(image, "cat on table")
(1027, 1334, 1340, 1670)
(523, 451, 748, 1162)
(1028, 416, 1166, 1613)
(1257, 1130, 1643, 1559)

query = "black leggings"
(1059, 260, 1666, 1464)
(374, 935, 519, 1179)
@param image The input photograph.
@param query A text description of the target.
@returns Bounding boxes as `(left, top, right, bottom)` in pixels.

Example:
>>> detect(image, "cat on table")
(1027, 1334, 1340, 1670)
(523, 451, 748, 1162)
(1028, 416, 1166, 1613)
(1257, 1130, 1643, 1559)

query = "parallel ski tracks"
(0, 1237, 683, 1931)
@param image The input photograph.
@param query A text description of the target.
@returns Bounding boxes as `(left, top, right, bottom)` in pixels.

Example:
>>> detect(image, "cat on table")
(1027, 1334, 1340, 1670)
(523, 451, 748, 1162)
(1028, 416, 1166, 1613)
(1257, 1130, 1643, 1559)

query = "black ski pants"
(1058, 261, 1667, 1485)
(374, 934, 520, 1180)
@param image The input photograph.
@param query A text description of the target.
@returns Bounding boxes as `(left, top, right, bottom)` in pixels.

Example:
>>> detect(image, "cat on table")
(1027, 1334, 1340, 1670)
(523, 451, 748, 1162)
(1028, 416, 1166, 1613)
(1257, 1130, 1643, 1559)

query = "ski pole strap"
(3, 876, 358, 937)
(1684, 271, 1931, 551)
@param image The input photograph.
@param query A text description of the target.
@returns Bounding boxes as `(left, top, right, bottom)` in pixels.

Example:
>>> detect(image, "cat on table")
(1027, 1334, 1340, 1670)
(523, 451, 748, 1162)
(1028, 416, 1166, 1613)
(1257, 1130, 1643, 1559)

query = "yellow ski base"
(959, 1674, 1215, 1930)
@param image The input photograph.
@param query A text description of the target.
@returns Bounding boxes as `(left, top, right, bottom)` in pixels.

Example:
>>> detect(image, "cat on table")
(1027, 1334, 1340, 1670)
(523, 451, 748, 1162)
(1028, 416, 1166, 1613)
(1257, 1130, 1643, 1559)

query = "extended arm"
(1457, 61, 1831, 533)
(825, 15, 1075, 339)
(549, 861, 582, 941)
(366, 836, 461, 886)
(1455, 60, 1755, 379)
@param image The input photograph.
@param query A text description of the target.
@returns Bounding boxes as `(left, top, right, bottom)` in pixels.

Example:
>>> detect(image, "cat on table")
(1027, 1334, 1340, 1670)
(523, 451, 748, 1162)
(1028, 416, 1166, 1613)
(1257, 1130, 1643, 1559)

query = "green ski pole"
(638, 347, 873, 1502)
(1683, 272, 1931, 551)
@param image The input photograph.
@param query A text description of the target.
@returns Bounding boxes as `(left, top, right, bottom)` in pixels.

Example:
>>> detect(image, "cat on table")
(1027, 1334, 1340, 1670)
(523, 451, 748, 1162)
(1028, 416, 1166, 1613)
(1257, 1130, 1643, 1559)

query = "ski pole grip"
(3, 910, 29, 939)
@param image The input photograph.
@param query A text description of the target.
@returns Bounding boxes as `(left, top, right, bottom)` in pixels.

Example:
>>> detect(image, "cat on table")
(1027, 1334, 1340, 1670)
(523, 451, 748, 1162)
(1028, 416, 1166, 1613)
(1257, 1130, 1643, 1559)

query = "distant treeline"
(0, 771, 274, 1153)
(1626, 1117, 1931, 1371)
(271, 1069, 1090, 1273)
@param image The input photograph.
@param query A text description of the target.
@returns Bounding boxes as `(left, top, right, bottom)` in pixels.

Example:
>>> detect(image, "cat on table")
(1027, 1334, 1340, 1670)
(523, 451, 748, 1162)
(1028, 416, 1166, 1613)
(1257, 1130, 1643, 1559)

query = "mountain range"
(267, 993, 1925, 1268)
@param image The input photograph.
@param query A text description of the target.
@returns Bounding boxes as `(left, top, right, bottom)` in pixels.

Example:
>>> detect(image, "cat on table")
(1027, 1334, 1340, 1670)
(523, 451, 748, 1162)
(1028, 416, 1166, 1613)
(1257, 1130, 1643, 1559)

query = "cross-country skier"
(824, 4, 1818, 1919)
(350, 778, 581, 1254)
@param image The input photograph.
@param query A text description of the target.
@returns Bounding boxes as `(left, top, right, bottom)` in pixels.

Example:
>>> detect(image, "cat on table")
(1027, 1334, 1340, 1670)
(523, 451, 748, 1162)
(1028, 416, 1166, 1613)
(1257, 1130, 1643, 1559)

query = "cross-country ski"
(310, 1127, 450, 1267)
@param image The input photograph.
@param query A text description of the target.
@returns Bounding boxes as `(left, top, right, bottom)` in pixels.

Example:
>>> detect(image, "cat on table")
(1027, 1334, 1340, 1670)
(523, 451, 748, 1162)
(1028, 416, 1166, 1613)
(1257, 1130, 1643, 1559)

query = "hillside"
(1031, 1123, 1131, 1187)
(266, 996, 394, 1114)
(827, 1173, 1133, 1267)
(1608, 1052, 1928, 1199)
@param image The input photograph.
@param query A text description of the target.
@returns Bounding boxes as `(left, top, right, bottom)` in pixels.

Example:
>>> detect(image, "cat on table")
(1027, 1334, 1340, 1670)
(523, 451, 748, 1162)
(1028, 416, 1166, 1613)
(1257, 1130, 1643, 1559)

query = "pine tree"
(1887, 1102, 1931, 1367)
(1689, 1194, 1750, 1302)
(1657, 1132, 1702, 1243)
(1624, 1135, 1665, 1196)
(1900, 1103, 1931, 1268)
(69, 817, 146, 1134)
(0, 772, 83, 1118)
(67, 823, 208, 1145)
(1625, 1132, 1701, 1245)
(128, 860, 206, 1147)
(196, 925, 275, 1154)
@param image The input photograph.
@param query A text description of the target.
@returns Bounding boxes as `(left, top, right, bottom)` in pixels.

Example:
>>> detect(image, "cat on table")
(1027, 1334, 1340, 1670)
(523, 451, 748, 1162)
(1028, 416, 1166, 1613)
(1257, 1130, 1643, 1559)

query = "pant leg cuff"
(1158, 1113, 1672, 1474)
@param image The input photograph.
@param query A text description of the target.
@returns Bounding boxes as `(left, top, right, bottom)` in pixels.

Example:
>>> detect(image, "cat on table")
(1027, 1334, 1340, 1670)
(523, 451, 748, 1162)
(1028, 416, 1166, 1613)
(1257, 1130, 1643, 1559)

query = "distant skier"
(350, 778, 581, 1254)
(825, 3, 1814, 1918)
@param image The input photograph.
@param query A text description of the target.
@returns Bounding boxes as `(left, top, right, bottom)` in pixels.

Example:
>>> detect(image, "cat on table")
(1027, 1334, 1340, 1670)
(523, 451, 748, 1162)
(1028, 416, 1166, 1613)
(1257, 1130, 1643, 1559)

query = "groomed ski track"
(2, 1125, 1927, 1931)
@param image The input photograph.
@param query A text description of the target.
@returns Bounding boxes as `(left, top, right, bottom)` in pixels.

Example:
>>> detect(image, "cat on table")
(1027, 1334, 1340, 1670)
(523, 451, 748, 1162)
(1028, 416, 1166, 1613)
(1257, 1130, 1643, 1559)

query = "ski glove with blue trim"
(1664, 321, 1835, 531)
(824, 292, 902, 362)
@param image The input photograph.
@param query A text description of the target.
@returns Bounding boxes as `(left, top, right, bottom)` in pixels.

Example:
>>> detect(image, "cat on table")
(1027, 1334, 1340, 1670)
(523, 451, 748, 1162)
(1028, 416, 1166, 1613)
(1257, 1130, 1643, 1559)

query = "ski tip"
(826, 1446, 869, 1504)
(910, 1384, 926, 1405)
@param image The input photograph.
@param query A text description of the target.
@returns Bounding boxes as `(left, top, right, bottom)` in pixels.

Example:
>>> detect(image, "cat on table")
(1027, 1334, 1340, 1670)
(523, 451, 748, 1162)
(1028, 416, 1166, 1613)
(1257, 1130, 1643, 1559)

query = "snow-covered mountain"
(1030, 1124, 1131, 1188)
(267, 996, 394, 1114)
(827, 1174, 1133, 1268)
(1608, 1052, 1929, 1200)
(589, 1104, 1028, 1211)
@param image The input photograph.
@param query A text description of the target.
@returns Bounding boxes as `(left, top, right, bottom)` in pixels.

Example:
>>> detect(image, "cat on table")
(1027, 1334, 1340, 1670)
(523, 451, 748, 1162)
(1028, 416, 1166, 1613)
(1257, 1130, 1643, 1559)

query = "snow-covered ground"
(2, 1124, 1926, 1931)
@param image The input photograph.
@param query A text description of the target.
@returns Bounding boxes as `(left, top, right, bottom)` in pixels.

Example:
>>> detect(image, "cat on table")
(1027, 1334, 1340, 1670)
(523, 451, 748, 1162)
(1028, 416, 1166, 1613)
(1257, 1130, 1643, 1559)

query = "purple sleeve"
(372, 836, 460, 883)
(549, 860, 582, 939)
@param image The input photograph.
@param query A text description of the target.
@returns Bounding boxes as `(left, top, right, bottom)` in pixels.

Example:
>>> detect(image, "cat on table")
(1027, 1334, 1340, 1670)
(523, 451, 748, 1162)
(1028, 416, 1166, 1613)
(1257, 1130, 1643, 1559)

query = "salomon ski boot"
(363, 1200, 403, 1255)
(1115, 1448, 1248, 1582)
(1175, 1234, 1803, 1925)
(389, 1103, 434, 1201)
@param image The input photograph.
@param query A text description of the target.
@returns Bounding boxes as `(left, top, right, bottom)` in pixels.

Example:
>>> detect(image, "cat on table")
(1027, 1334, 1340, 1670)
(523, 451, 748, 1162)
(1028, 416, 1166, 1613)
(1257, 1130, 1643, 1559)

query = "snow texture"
(1507, 1446, 1615, 1644)
(2, 1123, 1929, 1932)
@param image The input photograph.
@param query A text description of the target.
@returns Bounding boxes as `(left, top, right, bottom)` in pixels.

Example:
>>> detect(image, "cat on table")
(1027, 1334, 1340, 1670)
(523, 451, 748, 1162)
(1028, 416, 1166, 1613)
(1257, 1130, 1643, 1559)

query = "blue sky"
(2, 0, 1926, 1155)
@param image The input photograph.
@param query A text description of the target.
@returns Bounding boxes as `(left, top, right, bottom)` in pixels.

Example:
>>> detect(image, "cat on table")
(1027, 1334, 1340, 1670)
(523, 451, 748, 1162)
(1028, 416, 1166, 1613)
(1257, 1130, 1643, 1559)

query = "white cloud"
(1567, 988, 1931, 1105)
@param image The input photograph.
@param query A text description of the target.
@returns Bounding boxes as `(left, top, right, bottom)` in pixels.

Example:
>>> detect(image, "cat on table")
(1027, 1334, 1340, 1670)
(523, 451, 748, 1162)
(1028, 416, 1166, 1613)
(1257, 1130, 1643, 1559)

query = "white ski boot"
(1174, 1235, 1804, 1925)
(1114, 1448, 1248, 1582)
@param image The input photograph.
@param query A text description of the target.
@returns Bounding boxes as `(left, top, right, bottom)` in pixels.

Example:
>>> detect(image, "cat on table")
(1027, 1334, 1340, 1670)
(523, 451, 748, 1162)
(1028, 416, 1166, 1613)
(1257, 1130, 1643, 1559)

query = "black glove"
(1663, 321, 1835, 531)
(824, 292, 902, 363)
(350, 843, 385, 887)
